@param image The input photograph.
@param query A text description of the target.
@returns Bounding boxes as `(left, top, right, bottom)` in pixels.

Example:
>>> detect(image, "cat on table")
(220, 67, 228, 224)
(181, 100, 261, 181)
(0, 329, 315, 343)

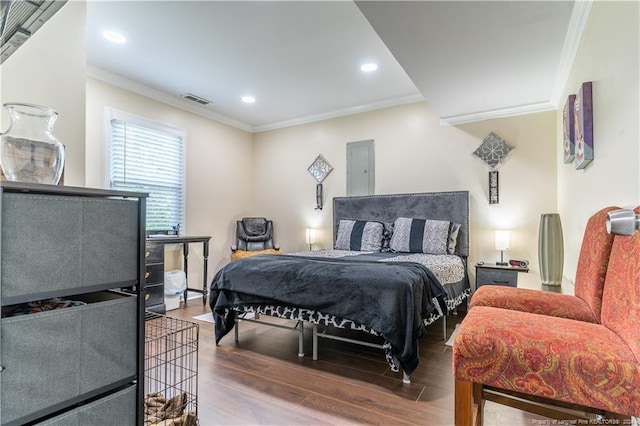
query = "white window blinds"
(109, 118, 185, 232)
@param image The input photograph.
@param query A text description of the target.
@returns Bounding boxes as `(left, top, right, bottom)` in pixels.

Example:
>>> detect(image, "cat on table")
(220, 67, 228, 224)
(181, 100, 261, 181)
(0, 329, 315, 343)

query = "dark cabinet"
(475, 263, 529, 289)
(144, 236, 211, 309)
(0, 182, 146, 425)
(144, 241, 165, 313)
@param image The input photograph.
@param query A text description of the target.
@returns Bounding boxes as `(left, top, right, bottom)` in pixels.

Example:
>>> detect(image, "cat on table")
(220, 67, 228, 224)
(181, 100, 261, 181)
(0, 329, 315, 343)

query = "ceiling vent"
(181, 93, 212, 106)
(1, 0, 67, 64)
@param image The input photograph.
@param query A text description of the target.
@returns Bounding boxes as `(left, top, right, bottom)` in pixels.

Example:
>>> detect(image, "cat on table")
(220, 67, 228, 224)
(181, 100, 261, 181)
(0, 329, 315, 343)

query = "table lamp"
(495, 230, 510, 266)
(306, 228, 317, 251)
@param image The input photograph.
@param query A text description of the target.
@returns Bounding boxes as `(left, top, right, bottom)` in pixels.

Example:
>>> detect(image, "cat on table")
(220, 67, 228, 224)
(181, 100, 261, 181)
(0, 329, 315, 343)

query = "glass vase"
(0, 102, 65, 185)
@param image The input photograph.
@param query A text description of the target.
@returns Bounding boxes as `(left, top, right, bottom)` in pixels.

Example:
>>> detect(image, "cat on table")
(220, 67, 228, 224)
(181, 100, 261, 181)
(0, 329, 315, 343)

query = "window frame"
(104, 107, 187, 234)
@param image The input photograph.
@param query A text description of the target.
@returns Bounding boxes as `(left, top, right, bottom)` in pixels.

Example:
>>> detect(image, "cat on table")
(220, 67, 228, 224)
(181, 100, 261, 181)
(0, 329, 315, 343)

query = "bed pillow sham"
(390, 217, 459, 255)
(335, 219, 384, 252)
(448, 222, 461, 254)
(380, 221, 394, 253)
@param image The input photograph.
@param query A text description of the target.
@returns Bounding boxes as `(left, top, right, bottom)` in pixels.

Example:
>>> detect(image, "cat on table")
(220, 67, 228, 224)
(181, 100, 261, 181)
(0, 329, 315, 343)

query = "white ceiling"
(86, 1, 585, 133)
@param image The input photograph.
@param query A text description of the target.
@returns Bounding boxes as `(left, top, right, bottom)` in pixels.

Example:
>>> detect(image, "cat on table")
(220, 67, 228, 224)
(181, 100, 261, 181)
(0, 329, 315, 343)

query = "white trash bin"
(164, 270, 186, 311)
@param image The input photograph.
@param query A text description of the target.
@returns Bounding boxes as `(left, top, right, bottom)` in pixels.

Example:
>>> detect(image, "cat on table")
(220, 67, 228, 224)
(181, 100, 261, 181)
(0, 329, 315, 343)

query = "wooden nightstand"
(475, 263, 529, 288)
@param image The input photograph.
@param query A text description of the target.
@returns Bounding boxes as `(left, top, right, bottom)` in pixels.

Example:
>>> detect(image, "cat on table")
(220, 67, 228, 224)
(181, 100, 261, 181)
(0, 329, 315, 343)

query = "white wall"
(253, 101, 557, 284)
(0, 2, 87, 186)
(9, 0, 633, 292)
(86, 77, 254, 285)
(84, 84, 557, 286)
(557, 1, 640, 283)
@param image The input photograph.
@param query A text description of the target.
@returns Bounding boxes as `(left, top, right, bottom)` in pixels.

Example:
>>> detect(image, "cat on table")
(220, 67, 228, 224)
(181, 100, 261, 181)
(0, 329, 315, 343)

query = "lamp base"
(496, 250, 508, 266)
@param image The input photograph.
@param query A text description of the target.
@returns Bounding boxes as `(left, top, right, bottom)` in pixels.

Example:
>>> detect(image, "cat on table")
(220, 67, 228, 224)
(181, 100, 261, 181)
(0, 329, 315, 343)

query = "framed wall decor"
(472, 132, 514, 170)
(574, 82, 593, 170)
(563, 94, 576, 163)
(489, 171, 499, 205)
(307, 154, 333, 210)
(472, 132, 513, 205)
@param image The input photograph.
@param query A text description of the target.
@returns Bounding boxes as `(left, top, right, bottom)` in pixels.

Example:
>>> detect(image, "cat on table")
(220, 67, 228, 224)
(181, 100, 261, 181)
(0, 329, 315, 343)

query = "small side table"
(146, 235, 211, 306)
(476, 263, 529, 289)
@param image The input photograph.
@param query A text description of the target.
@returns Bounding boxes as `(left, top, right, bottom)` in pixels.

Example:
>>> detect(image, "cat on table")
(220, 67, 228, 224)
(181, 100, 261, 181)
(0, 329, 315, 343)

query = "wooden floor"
(164, 300, 550, 426)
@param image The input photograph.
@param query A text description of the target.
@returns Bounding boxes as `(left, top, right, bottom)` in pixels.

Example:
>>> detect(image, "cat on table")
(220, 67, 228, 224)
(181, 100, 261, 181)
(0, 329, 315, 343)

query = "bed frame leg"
(234, 317, 239, 343)
(298, 321, 305, 357)
(312, 324, 318, 360)
(443, 314, 448, 341)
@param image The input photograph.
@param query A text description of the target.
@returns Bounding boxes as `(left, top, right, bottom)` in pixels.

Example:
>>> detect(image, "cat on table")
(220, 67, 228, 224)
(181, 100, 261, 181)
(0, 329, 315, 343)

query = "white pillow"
(389, 217, 453, 255)
(334, 220, 383, 252)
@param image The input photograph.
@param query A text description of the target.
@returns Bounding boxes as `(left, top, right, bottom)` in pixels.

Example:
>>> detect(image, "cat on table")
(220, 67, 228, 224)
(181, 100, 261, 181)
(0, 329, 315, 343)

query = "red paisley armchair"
(453, 207, 640, 424)
(470, 206, 619, 323)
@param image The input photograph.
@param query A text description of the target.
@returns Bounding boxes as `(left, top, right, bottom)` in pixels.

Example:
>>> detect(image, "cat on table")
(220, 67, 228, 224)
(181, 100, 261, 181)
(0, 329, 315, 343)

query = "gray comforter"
(209, 254, 446, 374)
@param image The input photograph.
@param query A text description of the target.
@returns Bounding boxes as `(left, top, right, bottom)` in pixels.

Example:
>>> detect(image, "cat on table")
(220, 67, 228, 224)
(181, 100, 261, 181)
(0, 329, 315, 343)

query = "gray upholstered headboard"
(333, 191, 470, 257)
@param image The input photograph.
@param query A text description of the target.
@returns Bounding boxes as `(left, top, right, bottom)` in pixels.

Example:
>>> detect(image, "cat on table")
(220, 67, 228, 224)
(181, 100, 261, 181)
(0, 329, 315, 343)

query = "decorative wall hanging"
(563, 94, 576, 163)
(574, 81, 593, 170)
(489, 171, 499, 205)
(472, 132, 514, 170)
(307, 154, 333, 210)
(473, 132, 514, 205)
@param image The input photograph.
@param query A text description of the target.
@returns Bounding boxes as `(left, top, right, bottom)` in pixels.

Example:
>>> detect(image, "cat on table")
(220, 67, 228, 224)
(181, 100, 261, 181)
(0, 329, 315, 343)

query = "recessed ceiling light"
(241, 95, 256, 104)
(360, 63, 378, 72)
(102, 30, 127, 44)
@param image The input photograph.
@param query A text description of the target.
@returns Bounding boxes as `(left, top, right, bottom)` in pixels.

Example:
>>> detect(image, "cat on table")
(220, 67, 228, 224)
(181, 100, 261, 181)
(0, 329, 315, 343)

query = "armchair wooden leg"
(473, 382, 484, 426)
(455, 379, 479, 426)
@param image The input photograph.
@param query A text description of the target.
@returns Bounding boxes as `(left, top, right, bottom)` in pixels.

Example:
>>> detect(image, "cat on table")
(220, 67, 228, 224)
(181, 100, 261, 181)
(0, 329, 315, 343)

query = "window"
(106, 109, 185, 233)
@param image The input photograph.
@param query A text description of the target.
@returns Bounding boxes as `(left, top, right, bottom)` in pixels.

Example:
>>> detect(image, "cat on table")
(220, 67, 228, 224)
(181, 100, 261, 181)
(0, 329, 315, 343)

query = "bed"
(209, 191, 470, 379)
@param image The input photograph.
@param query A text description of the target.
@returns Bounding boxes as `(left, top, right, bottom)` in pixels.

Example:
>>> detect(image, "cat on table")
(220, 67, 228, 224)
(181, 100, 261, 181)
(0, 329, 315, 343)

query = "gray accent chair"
(231, 217, 280, 260)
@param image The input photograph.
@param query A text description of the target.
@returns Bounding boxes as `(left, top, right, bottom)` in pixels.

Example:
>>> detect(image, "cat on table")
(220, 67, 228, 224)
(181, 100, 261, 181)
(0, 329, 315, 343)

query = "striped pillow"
(389, 217, 455, 255)
(335, 220, 384, 252)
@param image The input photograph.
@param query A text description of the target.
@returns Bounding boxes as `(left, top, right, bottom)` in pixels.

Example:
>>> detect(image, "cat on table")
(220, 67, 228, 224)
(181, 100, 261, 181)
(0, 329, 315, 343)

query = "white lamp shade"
(495, 230, 510, 251)
(305, 228, 317, 245)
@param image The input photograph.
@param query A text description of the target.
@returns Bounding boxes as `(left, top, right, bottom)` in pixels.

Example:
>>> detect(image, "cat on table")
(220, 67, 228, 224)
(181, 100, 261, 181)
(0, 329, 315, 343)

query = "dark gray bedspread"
(209, 254, 446, 374)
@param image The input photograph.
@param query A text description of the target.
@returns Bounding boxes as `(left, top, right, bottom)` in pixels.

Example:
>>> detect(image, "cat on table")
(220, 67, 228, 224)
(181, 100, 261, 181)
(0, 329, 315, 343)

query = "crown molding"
(88, 66, 424, 134)
(253, 94, 425, 133)
(442, 0, 593, 126)
(550, 0, 593, 106)
(86, 66, 254, 132)
(439, 101, 556, 126)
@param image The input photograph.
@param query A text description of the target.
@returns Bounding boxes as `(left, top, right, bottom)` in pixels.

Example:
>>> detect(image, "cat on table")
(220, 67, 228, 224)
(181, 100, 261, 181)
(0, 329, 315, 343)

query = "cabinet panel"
(1, 308, 82, 424)
(1, 194, 83, 300)
(1, 194, 139, 303)
(476, 268, 517, 288)
(146, 303, 166, 314)
(79, 295, 137, 393)
(0, 293, 136, 424)
(146, 264, 164, 285)
(145, 243, 164, 263)
(82, 199, 139, 286)
(145, 283, 164, 307)
(38, 386, 137, 426)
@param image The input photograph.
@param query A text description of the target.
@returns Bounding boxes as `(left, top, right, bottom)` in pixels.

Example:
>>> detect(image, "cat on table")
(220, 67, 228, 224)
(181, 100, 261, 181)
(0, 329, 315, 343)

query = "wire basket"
(144, 311, 199, 425)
